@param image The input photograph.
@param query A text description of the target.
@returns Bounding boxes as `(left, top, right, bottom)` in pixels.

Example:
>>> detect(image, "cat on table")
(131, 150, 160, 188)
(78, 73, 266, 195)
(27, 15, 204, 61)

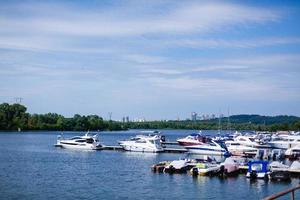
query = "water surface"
(0, 130, 299, 200)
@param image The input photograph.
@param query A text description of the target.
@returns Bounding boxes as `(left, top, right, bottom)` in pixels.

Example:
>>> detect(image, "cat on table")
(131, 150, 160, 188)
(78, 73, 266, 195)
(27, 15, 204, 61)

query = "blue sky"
(0, 0, 300, 120)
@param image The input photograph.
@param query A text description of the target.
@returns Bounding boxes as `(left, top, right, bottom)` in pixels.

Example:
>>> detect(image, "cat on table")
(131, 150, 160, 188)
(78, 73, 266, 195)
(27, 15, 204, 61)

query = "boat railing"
(263, 184, 300, 200)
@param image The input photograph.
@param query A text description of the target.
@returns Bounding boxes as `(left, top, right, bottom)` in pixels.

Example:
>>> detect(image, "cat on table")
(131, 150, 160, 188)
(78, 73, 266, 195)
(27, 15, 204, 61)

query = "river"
(0, 130, 299, 199)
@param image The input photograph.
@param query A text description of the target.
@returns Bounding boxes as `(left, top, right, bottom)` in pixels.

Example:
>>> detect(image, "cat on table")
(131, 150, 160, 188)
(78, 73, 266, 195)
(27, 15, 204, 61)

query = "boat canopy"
(248, 161, 269, 173)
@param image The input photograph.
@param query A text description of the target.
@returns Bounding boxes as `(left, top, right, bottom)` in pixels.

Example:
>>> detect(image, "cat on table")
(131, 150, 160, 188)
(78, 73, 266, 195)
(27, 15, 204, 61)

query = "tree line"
(0, 103, 123, 131)
(0, 103, 299, 132)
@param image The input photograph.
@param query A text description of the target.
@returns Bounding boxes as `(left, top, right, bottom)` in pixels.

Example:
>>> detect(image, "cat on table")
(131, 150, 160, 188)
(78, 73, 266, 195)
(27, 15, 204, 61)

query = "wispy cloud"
(0, 1, 299, 118)
(0, 2, 280, 38)
(163, 37, 300, 49)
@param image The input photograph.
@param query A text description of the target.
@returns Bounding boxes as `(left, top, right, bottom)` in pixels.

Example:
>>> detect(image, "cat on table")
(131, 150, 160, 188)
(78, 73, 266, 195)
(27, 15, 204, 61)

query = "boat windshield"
(251, 164, 263, 171)
(86, 138, 94, 144)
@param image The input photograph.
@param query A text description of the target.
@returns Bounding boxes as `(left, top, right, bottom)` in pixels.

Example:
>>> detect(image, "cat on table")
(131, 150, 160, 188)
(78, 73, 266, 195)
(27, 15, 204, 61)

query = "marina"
(1, 130, 300, 200)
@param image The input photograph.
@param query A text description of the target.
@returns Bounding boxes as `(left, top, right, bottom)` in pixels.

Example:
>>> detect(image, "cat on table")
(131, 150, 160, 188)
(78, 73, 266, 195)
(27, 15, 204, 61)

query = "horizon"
(2, 102, 300, 121)
(1, 0, 300, 120)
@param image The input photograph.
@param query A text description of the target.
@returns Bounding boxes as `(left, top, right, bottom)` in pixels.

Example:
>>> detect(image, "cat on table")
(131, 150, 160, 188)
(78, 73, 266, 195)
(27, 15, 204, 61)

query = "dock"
(163, 148, 187, 153)
(101, 145, 124, 151)
(162, 141, 178, 145)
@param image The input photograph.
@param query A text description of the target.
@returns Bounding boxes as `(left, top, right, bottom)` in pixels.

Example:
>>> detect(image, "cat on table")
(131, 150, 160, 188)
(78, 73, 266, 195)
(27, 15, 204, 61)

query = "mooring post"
(291, 190, 294, 200)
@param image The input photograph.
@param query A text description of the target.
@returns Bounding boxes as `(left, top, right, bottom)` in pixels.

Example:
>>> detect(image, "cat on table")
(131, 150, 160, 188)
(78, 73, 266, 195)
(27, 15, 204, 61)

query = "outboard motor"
(160, 135, 166, 142)
(219, 165, 225, 177)
(192, 168, 199, 176)
(250, 171, 257, 180)
(168, 165, 175, 174)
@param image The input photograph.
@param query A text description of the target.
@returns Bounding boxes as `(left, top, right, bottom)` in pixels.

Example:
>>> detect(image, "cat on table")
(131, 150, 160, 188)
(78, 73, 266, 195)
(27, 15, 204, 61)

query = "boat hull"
(58, 142, 102, 150)
(119, 144, 163, 153)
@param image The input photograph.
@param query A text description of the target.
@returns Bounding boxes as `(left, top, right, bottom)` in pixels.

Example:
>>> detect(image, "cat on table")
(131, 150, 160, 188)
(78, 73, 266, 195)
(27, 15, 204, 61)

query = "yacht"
(184, 138, 228, 156)
(284, 144, 300, 158)
(226, 141, 258, 156)
(56, 132, 102, 150)
(177, 133, 203, 146)
(268, 135, 300, 149)
(118, 135, 164, 153)
(225, 135, 270, 149)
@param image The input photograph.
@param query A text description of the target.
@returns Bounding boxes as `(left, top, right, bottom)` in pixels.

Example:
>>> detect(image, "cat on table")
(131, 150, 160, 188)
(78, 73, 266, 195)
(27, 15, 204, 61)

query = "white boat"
(184, 139, 228, 156)
(177, 133, 203, 146)
(285, 144, 300, 157)
(164, 159, 190, 173)
(226, 142, 257, 156)
(225, 135, 269, 149)
(290, 161, 300, 171)
(268, 135, 300, 149)
(269, 161, 289, 171)
(118, 135, 164, 153)
(56, 132, 102, 150)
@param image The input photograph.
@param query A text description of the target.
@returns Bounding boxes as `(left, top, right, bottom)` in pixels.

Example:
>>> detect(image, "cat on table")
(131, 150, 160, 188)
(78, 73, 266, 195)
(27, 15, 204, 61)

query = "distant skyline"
(0, 0, 300, 120)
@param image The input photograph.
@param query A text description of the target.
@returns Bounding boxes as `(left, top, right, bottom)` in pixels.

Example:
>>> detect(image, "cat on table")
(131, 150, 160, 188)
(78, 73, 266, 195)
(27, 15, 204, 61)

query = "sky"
(0, 0, 300, 120)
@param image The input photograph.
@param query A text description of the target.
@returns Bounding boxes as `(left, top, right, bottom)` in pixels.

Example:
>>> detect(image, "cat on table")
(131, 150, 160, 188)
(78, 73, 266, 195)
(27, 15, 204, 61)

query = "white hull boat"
(268, 135, 300, 149)
(56, 132, 102, 150)
(119, 135, 163, 153)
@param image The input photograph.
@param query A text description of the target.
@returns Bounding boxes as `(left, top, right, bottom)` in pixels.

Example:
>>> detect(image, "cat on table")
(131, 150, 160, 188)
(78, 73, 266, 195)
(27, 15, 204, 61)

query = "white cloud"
(163, 37, 300, 48)
(0, 2, 280, 38)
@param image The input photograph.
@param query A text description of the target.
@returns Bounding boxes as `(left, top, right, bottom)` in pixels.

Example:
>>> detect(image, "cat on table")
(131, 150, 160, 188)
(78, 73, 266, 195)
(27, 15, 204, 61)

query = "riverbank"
(1, 103, 300, 132)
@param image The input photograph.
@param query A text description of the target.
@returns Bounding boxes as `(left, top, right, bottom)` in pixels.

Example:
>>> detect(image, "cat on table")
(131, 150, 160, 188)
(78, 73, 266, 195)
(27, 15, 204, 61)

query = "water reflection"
(122, 151, 159, 159)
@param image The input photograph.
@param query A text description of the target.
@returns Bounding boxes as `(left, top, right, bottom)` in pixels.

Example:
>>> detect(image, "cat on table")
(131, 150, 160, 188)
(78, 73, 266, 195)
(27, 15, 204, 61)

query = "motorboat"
(226, 142, 257, 156)
(285, 144, 300, 159)
(289, 160, 300, 171)
(139, 131, 166, 142)
(269, 171, 291, 182)
(184, 138, 229, 156)
(269, 161, 289, 171)
(268, 135, 300, 149)
(163, 159, 191, 174)
(225, 136, 270, 149)
(56, 132, 102, 150)
(220, 157, 241, 176)
(190, 162, 220, 176)
(151, 161, 170, 173)
(177, 133, 203, 146)
(118, 135, 164, 153)
(246, 161, 269, 179)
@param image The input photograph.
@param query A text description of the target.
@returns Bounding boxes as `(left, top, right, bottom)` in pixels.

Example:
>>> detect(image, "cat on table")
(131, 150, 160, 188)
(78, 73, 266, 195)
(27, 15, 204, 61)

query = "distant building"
(191, 112, 197, 121)
(126, 116, 129, 122)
